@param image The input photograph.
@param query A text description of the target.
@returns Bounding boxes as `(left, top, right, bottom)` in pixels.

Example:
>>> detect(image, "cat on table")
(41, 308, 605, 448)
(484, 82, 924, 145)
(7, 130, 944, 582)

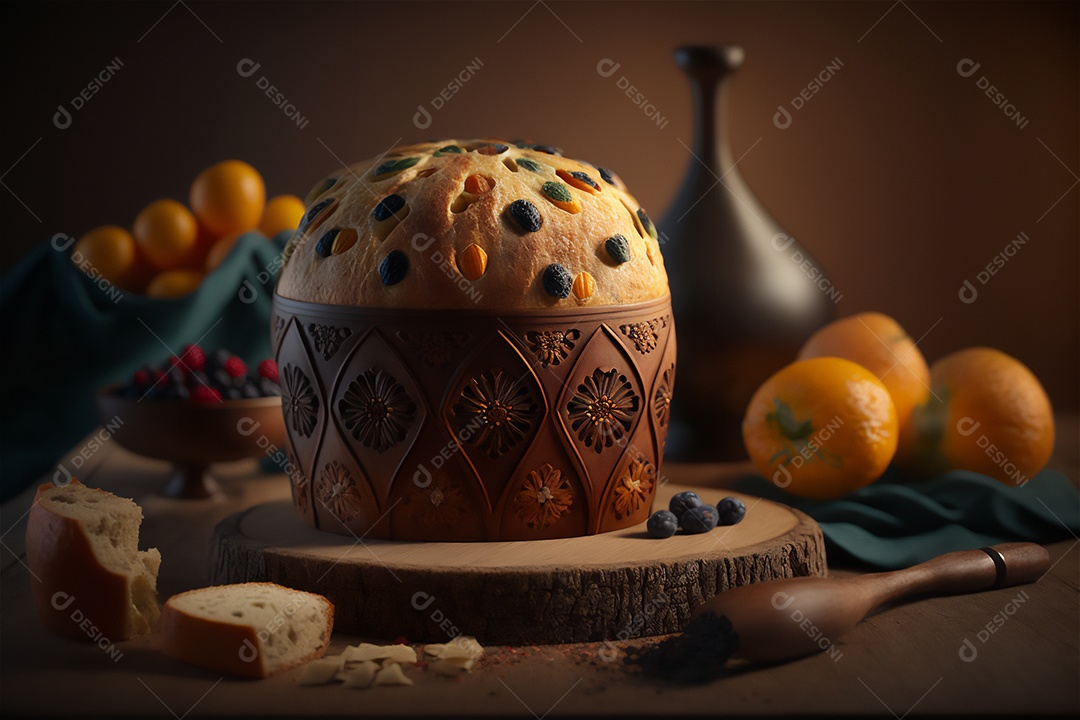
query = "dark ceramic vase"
(659, 45, 835, 461)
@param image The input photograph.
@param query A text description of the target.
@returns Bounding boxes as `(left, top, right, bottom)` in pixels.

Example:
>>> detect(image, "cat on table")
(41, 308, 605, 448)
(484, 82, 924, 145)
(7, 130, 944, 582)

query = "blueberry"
(542, 263, 572, 299)
(646, 510, 679, 538)
(259, 377, 282, 396)
(299, 198, 334, 232)
(315, 229, 337, 257)
(189, 371, 209, 388)
(669, 491, 703, 519)
(379, 250, 409, 286)
(242, 382, 261, 399)
(531, 144, 562, 156)
(206, 349, 231, 371)
(716, 497, 747, 526)
(224, 386, 243, 400)
(372, 194, 406, 221)
(211, 369, 233, 390)
(507, 199, 542, 233)
(637, 208, 658, 240)
(680, 505, 718, 534)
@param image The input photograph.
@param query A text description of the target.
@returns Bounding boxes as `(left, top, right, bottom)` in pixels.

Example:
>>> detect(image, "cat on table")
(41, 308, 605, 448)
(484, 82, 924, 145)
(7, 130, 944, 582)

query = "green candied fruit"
(433, 145, 463, 157)
(542, 181, 573, 203)
(371, 157, 419, 177)
(516, 158, 543, 173)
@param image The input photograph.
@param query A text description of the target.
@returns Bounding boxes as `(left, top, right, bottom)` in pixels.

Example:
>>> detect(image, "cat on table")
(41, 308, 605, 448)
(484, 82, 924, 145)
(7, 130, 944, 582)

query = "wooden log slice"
(210, 484, 825, 645)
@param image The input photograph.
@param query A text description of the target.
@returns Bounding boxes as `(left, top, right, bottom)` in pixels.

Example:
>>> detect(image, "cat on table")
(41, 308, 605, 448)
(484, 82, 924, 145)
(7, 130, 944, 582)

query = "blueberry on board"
(680, 505, 719, 534)
(646, 510, 679, 538)
(716, 497, 747, 526)
(669, 491, 703, 519)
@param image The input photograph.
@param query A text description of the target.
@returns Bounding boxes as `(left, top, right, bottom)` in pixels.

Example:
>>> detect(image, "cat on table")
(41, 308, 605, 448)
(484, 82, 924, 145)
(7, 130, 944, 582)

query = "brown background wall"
(1, 1, 1076, 409)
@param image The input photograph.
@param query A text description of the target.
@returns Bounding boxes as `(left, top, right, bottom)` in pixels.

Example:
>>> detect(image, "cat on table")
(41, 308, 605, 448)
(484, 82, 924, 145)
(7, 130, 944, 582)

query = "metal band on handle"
(980, 546, 1008, 589)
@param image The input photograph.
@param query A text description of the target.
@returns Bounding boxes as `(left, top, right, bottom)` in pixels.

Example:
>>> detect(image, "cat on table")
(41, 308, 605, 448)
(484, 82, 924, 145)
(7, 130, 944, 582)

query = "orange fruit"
(798, 312, 931, 461)
(743, 357, 899, 500)
(133, 199, 199, 270)
(205, 233, 240, 271)
(72, 225, 137, 288)
(190, 160, 266, 236)
(258, 195, 305, 238)
(146, 269, 203, 298)
(904, 348, 1054, 486)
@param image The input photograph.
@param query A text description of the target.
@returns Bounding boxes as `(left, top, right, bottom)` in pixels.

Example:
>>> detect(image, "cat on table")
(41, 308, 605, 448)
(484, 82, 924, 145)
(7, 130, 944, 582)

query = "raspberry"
(150, 369, 166, 385)
(257, 359, 279, 383)
(223, 356, 247, 379)
(132, 370, 150, 387)
(191, 386, 223, 404)
(180, 344, 206, 372)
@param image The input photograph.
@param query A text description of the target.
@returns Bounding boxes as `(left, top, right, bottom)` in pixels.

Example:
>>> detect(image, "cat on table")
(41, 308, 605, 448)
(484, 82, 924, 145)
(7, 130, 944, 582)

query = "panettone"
(276, 140, 668, 308)
(272, 139, 675, 541)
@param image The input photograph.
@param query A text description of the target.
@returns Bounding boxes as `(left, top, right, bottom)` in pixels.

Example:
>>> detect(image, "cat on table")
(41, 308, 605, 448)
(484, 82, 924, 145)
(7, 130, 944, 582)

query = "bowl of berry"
(97, 345, 285, 498)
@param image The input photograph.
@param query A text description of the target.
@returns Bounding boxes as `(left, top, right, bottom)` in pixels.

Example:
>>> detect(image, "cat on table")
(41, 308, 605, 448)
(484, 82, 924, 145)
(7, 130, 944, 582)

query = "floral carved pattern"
(281, 364, 320, 438)
(453, 369, 538, 458)
(316, 460, 364, 523)
(524, 328, 581, 367)
(410, 474, 466, 528)
(619, 316, 668, 355)
(285, 449, 308, 513)
(613, 457, 654, 519)
(513, 463, 573, 529)
(653, 364, 674, 429)
(307, 323, 352, 361)
(338, 367, 416, 452)
(398, 331, 470, 369)
(566, 368, 640, 453)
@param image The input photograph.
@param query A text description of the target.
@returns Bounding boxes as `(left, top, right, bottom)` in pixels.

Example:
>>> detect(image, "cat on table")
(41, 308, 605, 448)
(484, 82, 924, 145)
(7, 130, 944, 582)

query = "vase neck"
(691, 79, 733, 169)
(676, 45, 744, 172)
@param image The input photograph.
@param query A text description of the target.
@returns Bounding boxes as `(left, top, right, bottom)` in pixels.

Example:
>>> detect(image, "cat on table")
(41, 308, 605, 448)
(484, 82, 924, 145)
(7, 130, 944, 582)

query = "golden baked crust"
(275, 139, 669, 309)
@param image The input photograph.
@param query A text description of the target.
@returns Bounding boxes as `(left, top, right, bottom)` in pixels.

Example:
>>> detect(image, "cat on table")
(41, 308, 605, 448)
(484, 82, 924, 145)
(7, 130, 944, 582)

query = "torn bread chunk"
(26, 479, 161, 641)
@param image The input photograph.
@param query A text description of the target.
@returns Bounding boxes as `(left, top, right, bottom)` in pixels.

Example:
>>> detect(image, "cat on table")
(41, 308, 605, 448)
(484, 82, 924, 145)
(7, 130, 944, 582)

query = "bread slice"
(159, 582, 333, 678)
(25, 479, 161, 641)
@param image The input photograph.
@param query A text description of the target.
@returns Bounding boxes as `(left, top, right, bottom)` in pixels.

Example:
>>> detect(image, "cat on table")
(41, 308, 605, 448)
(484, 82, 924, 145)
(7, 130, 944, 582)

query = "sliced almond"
(297, 657, 342, 686)
(372, 662, 414, 687)
(341, 660, 379, 689)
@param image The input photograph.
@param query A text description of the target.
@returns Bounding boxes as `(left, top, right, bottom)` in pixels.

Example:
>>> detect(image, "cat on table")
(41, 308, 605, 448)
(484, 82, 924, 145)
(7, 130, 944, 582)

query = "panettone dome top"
(275, 139, 669, 310)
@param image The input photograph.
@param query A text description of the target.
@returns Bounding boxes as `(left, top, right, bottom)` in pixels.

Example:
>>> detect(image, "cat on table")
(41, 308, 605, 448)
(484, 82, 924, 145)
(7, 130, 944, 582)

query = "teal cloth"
(732, 468, 1080, 569)
(0, 231, 288, 502)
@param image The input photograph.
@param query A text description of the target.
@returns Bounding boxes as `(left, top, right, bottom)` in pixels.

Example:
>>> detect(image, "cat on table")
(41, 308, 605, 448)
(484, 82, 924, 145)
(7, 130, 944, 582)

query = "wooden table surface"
(2, 418, 1077, 718)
